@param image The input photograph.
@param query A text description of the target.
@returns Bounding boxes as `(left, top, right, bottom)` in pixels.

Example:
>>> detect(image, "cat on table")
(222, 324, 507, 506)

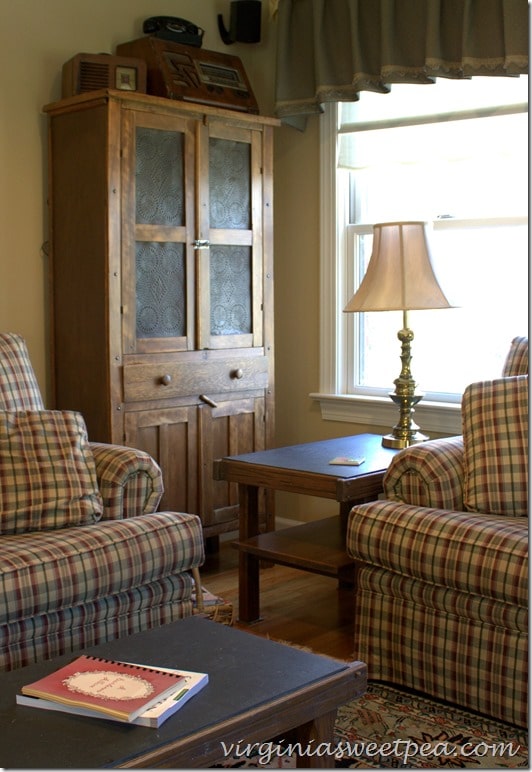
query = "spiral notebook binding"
(84, 655, 182, 678)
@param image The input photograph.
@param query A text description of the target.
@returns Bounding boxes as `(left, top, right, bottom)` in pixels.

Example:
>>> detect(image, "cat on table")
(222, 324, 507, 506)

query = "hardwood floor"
(199, 539, 356, 661)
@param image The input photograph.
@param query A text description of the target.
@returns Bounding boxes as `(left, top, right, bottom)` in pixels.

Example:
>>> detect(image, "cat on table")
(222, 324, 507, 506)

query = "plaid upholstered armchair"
(0, 333, 204, 670)
(346, 337, 528, 727)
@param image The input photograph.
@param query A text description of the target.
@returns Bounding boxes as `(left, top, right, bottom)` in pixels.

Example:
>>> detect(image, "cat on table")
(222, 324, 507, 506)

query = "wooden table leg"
(294, 710, 338, 768)
(238, 482, 261, 623)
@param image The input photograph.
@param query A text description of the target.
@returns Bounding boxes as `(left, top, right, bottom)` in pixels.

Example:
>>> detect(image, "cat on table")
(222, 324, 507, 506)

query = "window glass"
(337, 77, 528, 402)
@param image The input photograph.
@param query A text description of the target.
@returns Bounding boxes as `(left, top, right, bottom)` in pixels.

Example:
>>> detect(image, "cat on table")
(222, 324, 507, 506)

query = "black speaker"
(218, 1, 261, 45)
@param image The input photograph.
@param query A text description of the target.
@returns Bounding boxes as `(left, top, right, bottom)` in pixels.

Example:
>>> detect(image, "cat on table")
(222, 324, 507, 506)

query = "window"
(315, 77, 528, 435)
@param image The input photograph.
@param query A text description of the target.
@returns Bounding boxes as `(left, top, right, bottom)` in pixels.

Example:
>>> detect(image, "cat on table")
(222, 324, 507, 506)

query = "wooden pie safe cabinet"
(44, 90, 277, 541)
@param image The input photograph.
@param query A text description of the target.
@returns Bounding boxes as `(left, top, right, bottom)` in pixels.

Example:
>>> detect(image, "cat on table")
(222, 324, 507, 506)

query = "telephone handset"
(143, 16, 204, 47)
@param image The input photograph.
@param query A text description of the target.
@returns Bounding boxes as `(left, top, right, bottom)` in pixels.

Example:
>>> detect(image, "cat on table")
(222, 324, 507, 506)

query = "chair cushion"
(462, 376, 528, 516)
(347, 501, 528, 606)
(0, 511, 204, 623)
(0, 410, 103, 533)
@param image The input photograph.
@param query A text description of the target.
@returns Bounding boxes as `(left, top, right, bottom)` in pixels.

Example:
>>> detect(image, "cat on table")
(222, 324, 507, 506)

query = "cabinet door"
(198, 397, 269, 533)
(196, 121, 264, 351)
(124, 406, 198, 514)
(121, 109, 197, 355)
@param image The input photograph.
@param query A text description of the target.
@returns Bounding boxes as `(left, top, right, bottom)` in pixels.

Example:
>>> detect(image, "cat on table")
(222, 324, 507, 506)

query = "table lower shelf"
(233, 517, 356, 582)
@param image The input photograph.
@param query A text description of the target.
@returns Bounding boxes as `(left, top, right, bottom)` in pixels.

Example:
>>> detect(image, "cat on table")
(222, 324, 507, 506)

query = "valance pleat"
(274, 0, 529, 126)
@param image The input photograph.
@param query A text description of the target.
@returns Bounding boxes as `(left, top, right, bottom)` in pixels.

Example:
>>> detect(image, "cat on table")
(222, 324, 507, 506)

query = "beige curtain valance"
(274, 0, 529, 126)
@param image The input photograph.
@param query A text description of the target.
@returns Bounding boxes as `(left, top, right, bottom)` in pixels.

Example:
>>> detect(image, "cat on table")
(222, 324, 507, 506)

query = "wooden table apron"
(213, 434, 398, 622)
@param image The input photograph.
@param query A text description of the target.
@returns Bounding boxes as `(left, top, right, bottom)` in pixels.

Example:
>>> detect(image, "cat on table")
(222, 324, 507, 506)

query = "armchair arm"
(89, 442, 164, 520)
(383, 436, 465, 510)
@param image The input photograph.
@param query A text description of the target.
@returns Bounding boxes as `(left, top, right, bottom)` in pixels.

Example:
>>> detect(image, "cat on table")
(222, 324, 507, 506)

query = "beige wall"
(0, 1, 375, 521)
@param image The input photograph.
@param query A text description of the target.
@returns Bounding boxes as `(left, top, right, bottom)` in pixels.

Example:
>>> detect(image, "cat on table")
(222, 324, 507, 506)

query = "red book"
(21, 655, 186, 722)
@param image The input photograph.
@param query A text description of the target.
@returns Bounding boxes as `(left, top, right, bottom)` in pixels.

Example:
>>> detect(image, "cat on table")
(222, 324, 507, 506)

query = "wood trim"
(44, 89, 281, 128)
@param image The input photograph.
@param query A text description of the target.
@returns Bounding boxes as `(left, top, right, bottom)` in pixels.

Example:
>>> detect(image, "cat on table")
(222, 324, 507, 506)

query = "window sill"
(310, 392, 462, 436)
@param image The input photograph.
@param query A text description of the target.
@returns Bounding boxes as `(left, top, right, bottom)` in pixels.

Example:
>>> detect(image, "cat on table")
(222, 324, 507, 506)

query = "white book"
(17, 664, 208, 729)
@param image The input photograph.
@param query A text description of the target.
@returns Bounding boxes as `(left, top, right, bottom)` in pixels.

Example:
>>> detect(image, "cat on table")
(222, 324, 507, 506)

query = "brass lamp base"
(382, 429, 429, 450)
(382, 322, 429, 450)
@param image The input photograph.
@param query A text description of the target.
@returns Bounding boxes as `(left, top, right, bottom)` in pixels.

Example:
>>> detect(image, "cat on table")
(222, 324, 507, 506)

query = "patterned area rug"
(333, 682, 527, 769)
(213, 681, 528, 769)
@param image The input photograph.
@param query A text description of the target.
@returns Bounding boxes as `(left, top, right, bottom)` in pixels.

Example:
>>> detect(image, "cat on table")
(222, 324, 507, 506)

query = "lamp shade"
(344, 221, 453, 312)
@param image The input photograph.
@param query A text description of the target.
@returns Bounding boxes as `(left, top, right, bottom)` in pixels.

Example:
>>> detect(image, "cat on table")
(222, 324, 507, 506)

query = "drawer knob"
(160, 374, 172, 386)
(232, 368, 244, 380)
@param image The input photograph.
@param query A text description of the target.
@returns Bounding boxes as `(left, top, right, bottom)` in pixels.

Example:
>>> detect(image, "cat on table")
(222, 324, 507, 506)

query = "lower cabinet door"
(123, 396, 271, 538)
(198, 396, 269, 536)
(124, 405, 199, 515)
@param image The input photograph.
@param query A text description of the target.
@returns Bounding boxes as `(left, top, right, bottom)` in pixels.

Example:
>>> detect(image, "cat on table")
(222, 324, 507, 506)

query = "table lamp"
(344, 221, 453, 449)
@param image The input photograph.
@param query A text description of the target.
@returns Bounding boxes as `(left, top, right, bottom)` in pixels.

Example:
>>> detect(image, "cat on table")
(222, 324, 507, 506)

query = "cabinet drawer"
(123, 357, 269, 402)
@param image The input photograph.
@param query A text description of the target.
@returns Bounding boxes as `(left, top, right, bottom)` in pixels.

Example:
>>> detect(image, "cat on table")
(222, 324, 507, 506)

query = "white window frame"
(312, 103, 462, 436)
(314, 97, 527, 436)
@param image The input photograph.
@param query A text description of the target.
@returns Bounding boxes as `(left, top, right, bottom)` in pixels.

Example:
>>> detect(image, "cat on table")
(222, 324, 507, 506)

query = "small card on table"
(328, 456, 366, 466)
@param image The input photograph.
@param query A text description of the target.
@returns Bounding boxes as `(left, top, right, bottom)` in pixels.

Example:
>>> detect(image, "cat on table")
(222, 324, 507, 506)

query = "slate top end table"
(214, 433, 399, 622)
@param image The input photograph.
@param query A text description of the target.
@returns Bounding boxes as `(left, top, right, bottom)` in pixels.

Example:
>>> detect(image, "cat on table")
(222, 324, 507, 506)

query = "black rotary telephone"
(143, 17, 204, 47)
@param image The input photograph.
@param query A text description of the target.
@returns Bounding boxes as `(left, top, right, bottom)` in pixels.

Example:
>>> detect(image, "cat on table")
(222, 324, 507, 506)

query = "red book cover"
(21, 655, 185, 722)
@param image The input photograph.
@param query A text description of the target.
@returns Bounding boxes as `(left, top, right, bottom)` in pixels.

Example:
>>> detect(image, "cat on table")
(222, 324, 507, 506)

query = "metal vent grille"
(78, 62, 111, 91)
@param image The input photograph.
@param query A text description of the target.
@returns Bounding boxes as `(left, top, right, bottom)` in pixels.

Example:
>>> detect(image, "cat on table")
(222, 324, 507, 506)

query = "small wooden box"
(62, 53, 147, 98)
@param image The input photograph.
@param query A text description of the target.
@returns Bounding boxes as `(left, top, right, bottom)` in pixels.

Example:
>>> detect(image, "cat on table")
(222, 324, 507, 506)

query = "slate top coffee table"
(214, 433, 398, 621)
(0, 616, 366, 769)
